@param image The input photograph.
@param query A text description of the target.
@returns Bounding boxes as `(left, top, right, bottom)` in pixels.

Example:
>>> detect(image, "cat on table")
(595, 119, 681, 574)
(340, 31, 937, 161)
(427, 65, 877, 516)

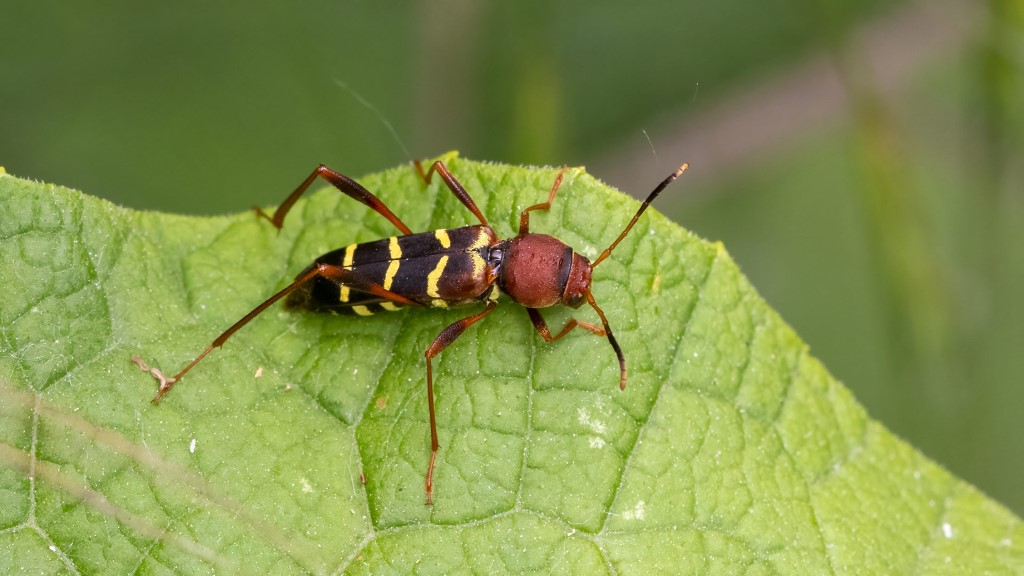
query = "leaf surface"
(0, 156, 1021, 575)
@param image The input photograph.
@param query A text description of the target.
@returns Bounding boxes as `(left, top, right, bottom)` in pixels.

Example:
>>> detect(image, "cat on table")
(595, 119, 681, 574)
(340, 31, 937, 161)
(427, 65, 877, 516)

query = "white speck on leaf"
(300, 478, 313, 493)
(942, 523, 954, 539)
(254, 366, 263, 378)
(622, 500, 646, 521)
(577, 408, 607, 435)
(589, 436, 606, 449)
(189, 438, 196, 454)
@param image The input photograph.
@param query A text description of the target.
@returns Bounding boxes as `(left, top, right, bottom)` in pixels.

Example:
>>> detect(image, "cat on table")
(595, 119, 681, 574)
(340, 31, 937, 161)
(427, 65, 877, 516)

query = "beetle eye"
(566, 292, 585, 308)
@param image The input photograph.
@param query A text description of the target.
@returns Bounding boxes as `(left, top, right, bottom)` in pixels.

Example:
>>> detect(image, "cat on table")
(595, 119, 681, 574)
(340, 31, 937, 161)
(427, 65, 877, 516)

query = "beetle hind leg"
(256, 164, 414, 235)
(144, 263, 421, 403)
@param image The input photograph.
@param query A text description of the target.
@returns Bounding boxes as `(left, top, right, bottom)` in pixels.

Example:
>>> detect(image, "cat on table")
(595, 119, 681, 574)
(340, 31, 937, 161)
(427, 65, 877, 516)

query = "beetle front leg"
(532, 300, 628, 392)
(518, 167, 568, 235)
(422, 302, 497, 504)
(526, 307, 604, 341)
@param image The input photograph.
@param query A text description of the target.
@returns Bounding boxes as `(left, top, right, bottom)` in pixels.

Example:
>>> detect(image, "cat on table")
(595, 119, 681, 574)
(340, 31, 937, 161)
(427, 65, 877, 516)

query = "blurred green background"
(2, 0, 1022, 514)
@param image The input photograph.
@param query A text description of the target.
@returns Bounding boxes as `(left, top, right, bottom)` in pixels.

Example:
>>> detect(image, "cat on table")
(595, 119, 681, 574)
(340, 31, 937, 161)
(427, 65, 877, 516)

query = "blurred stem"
(842, 49, 960, 425)
(977, 0, 1024, 296)
(805, 0, 963, 442)
(508, 1, 561, 163)
(412, 0, 485, 157)
(980, 0, 1024, 192)
(974, 0, 1024, 477)
(511, 56, 561, 164)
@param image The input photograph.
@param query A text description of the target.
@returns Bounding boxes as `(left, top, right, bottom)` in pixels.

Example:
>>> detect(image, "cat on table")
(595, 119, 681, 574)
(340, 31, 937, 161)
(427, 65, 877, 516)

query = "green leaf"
(0, 155, 1021, 575)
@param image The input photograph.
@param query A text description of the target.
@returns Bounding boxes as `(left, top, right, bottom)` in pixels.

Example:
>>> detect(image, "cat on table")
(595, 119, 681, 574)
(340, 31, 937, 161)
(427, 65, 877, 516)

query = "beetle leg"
(414, 160, 490, 228)
(422, 302, 497, 504)
(526, 307, 604, 341)
(528, 304, 627, 390)
(255, 164, 413, 235)
(518, 167, 568, 235)
(147, 263, 421, 404)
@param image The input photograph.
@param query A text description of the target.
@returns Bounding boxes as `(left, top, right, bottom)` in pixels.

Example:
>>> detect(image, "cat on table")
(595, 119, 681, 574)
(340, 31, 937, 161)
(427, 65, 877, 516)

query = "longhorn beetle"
(141, 159, 688, 504)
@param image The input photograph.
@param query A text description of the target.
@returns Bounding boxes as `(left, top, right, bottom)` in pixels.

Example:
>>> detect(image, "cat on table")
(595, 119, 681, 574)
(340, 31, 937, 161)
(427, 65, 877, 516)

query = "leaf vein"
(599, 246, 719, 533)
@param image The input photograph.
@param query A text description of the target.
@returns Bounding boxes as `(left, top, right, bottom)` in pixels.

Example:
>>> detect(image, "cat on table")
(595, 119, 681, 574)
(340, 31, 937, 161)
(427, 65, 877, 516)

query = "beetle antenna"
(334, 79, 412, 161)
(592, 163, 688, 268)
(586, 291, 627, 390)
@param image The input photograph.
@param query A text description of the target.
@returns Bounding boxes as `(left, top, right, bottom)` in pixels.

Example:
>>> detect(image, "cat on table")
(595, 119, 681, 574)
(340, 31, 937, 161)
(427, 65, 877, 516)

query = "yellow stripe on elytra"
(381, 236, 402, 291)
(352, 305, 373, 316)
(469, 228, 490, 250)
(426, 255, 448, 298)
(340, 243, 357, 302)
(380, 302, 401, 311)
(469, 252, 486, 279)
(435, 229, 451, 249)
(383, 259, 400, 290)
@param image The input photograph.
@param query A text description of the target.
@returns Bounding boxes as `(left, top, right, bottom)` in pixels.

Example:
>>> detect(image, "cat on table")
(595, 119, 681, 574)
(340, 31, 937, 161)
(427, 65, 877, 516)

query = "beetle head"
(560, 252, 591, 308)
